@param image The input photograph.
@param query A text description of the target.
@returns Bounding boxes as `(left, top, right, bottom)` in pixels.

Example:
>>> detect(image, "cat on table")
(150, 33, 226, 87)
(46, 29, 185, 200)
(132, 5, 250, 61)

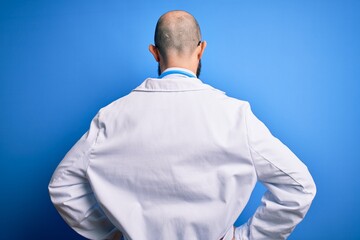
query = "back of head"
(154, 10, 201, 61)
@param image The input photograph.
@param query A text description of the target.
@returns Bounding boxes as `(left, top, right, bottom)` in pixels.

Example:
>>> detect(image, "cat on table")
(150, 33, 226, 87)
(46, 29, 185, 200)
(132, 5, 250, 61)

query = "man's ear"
(149, 44, 160, 62)
(197, 41, 207, 60)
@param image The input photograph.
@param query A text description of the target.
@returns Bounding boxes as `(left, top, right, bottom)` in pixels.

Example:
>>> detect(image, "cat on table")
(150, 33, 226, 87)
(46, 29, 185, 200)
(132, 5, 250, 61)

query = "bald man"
(150, 11, 204, 77)
(49, 11, 316, 240)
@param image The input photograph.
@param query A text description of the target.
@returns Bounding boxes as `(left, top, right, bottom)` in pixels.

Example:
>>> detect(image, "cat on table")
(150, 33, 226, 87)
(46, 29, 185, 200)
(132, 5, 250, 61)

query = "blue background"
(1, 0, 359, 239)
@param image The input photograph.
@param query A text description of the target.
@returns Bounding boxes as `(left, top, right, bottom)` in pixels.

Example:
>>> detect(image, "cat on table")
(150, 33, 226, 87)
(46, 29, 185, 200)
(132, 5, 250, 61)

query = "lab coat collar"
(159, 67, 197, 79)
(133, 68, 223, 93)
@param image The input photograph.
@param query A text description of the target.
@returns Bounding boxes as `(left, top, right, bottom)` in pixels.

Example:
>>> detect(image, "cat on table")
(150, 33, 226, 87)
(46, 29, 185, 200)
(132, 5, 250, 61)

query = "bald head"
(154, 11, 201, 60)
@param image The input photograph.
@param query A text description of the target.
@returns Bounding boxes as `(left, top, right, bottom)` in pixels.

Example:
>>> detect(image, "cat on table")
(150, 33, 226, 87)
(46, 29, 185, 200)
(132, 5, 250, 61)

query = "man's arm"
(48, 114, 122, 240)
(235, 103, 316, 240)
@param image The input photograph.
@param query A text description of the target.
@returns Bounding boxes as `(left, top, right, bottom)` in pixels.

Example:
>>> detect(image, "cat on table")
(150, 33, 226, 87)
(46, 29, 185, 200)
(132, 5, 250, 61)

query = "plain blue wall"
(1, 0, 359, 239)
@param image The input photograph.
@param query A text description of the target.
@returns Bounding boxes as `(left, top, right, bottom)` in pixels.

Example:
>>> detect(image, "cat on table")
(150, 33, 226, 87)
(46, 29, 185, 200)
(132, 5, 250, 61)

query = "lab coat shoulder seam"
(244, 102, 309, 193)
(84, 112, 103, 176)
(248, 145, 310, 193)
(243, 102, 258, 179)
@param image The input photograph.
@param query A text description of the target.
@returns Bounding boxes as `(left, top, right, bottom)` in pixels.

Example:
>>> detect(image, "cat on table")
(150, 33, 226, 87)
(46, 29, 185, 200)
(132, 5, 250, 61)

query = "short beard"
(157, 60, 202, 78)
(158, 64, 161, 77)
(196, 59, 201, 78)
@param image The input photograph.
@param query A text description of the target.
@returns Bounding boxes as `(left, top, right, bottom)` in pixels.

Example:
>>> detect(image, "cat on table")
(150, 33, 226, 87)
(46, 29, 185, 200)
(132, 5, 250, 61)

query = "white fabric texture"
(49, 68, 316, 240)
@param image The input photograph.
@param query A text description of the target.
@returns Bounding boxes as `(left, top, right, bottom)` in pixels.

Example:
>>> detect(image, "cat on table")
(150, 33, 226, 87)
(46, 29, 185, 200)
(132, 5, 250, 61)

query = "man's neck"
(161, 60, 197, 76)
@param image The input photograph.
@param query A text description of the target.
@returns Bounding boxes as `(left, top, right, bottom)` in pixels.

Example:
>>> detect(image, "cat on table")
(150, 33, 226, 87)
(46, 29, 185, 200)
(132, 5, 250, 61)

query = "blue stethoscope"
(159, 69, 197, 78)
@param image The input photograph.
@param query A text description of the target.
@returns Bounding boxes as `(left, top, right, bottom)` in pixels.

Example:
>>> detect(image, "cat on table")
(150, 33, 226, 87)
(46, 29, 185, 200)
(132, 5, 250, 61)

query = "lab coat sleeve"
(235, 103, 316, 240)
(48, 113, 122, 240)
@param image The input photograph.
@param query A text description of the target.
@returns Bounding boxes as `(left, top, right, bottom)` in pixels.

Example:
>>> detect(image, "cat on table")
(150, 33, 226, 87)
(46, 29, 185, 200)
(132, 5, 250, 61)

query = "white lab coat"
(49, 68, 316, 240)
